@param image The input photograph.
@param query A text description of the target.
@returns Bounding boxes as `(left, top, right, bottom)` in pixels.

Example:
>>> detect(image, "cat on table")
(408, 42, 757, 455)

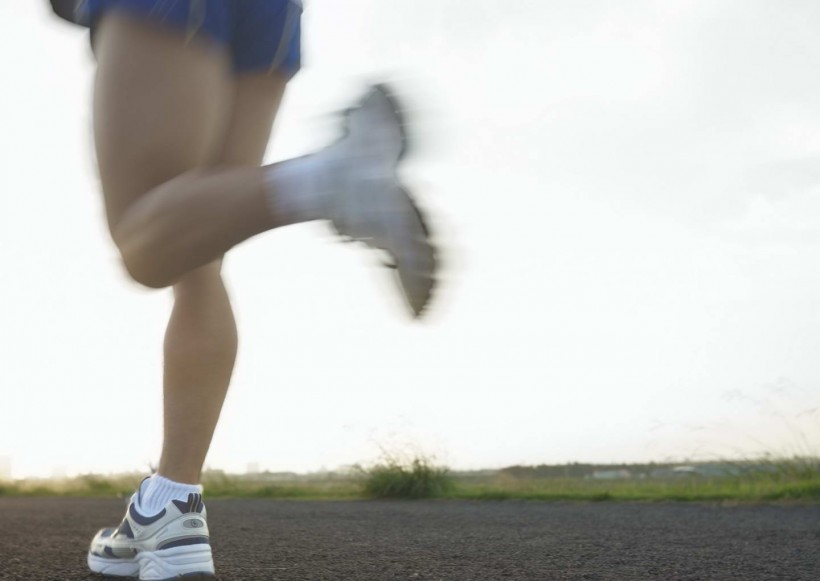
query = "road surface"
(0, 498, 817, 580)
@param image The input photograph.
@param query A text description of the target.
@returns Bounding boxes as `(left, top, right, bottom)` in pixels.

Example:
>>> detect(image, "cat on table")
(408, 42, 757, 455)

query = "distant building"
(650, 465, 698, 479)
(591, 469, 631, 480)
(690, 464, 742, 478)
(258, 472, 300, 482)
(654, 464, 745, 478)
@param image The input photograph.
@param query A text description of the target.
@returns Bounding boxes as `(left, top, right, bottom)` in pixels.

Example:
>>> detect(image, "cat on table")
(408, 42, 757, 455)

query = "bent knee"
(112, 221, 173, 289)
(107, 169, 228, 289)
(113, 226, 224, 291)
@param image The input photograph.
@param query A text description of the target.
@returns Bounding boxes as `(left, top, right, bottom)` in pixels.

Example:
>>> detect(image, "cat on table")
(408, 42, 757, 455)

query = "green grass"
(358, 457, 455, 499)
(202, 472, 360, 500)
(446, 456, 820, 502)
(446, 473, 820, 502)
(0, 474, 140, 498)
(1, 458, 817, 503)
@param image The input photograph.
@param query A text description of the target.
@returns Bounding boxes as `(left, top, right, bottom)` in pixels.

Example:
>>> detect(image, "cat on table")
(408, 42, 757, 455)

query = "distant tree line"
(499, 462, 670, 479)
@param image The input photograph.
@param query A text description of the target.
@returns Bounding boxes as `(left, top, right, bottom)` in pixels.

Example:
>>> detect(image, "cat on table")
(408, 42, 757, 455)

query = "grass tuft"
(358, 457, 455, 499)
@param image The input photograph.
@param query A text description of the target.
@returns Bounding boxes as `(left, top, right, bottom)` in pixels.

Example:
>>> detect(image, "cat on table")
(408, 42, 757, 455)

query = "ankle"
(137, 473, 203, 516)
(265, 154, 331, 226)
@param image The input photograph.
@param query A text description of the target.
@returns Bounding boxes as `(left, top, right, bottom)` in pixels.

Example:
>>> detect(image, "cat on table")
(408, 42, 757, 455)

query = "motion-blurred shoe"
(87, 488, 214, 580)
(324, 84, 437, 317)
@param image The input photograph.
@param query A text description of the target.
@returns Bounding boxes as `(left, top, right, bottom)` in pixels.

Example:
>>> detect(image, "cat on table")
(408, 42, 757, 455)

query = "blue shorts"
(84, 0, 302, 76)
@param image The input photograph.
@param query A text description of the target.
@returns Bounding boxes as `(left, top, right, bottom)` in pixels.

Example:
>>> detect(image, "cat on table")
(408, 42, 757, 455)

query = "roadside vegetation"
(358, 456, 455, 499)
(1, 456, 817, 502)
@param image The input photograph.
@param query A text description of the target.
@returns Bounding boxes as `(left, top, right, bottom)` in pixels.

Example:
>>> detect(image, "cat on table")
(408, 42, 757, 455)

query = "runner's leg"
(106, 85, 437, 316)
(92, 12, 275, 487)
(159, 74, 287, 484)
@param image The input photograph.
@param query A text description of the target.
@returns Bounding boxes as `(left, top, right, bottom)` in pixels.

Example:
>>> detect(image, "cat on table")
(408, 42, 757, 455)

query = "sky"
(1, 0, 819, 479)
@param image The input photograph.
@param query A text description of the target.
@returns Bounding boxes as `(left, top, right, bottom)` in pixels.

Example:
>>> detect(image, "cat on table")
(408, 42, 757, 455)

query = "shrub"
(360, 456, 455, 499)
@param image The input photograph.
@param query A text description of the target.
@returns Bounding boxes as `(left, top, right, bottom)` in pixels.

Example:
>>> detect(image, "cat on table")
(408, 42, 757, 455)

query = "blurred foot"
(324, 84, 437, 317)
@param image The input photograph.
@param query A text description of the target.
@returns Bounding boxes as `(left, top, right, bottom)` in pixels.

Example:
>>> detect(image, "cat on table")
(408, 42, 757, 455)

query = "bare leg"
(93, 13, 285, 484)
(113, 165, 274, 288)
(91, 15, 285, 289)
(96, 14, 435, 322)
(159, 75, 286, 483)
(158, 74, 285, 483)
(158, 262, 237, 483)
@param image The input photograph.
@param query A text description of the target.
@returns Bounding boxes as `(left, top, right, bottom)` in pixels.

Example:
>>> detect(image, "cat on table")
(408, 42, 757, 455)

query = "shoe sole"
(377, 84, 438, 316)
(371, 83, 410, 160)
(88, 545, 216, 580)
(88, 552, 139, 577)
(343, 83, 438, 317)
(358, 83, 441, 319)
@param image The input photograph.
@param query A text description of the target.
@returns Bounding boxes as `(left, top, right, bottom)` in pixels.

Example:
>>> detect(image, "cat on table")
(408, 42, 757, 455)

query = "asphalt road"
(0, 498, 817, 580)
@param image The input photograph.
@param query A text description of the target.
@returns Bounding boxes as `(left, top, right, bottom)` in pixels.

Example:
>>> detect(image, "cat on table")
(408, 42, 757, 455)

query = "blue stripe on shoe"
(157, 536, 210, 551)
(129, 503, 166, 525)
(99, 528, 115, 539)
(173, 499, 191, 513)
(116, 519, 135, 539)
(173, 493, 204, 514)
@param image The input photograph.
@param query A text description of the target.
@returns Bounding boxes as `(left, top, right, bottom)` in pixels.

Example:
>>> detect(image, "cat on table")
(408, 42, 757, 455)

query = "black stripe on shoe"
(156, 536, 210, 551)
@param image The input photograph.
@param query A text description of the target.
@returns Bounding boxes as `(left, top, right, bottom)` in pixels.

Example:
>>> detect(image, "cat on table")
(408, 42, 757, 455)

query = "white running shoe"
(87, 489, 214, 580)
(324, 84, 437, 318)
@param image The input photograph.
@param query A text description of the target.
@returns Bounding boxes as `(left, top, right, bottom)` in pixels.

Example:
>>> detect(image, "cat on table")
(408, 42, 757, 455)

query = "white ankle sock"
(137, 474, 203, 516)
(265, 154, 333, 226)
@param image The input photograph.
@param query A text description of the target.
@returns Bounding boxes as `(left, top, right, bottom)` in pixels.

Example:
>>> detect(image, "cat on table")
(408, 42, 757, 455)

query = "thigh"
(93, 10, 233, 231)
(216, 72, 289, 167)
(94, 9, 289, 289)
(173, 72, 289, 288)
